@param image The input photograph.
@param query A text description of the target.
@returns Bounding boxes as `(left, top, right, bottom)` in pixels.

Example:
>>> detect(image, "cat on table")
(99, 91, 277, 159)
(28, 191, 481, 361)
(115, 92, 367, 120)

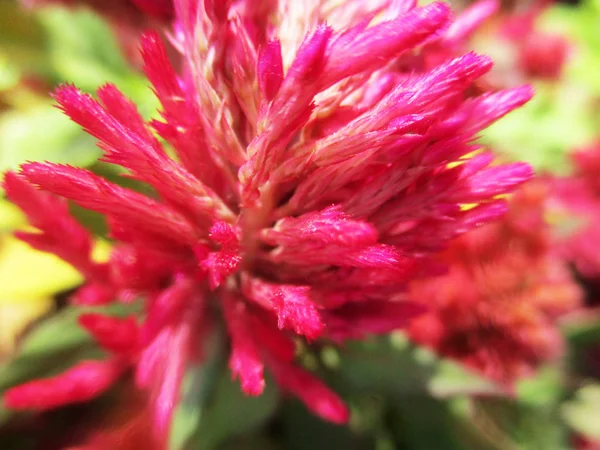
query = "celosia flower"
(407, 180, 582, 385)
(3, 0, 532, 434)
(489, 0, 570, 85)
(499, 2, 570, 80)
(551, 142, 600, 283)
(572, 435, 600, 450)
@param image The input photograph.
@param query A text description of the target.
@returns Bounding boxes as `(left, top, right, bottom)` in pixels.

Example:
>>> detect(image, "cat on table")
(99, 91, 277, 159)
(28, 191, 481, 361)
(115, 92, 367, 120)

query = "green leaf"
(334, 336, 501, 399)
(0, 308, 98, 393)
(388, 396, 465, 450)
(0, 104, 100, 172)
(0, 303, 136, 393)
(476, 0, 600, 175)
(562, 384, 600, 440)
(481, 84, 597, 174)
(281, 399, 367, 450)
(0, 2, 49, 82)
(334, 337, 436, 396)
(39, 8, 129, 76)
(563, 312, 600, 346)
(471, 398, 570, 450)
(428, 360, 500, 398)
(0, 403, 14, 427)
(35, 7, 159, 114)
(171, 329, 279, 450)
(170, 333, 224, 450)
(0, 198, 26, 232)
(184, 374, 279, 450)
(0, 235, 83, 300)
(515, 367, 563, 407)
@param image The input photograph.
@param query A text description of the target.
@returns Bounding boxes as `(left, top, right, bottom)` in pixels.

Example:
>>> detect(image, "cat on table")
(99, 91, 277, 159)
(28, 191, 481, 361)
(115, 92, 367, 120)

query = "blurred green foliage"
(481, 0, 600, 175)
(0, 1, 158, 173)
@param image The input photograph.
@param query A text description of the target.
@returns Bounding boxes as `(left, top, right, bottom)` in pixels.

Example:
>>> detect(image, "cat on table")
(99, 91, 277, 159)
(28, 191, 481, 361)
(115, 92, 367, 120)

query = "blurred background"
(1, 0, 600, 449)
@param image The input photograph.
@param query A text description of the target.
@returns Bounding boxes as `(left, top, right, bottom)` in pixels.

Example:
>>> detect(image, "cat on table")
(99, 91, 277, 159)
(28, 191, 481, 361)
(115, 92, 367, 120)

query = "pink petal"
(222, 295, 265, 396)
(3, 172, 101, 279)
(4, 359, 124, 410)
(79, 314, 139, 353)
(20, 162, 198, 247)
(268, 359, 349, 424)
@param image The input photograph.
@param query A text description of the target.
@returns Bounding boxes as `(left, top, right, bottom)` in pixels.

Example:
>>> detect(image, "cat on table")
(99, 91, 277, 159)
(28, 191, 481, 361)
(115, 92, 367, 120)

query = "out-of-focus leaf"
(562, 384, 600, 440)
(281, 399, 366, 450)
(334, 336, 501, 398)
(0, 2, 48, 81)
(0, 4, 159, 189)
(184, 372, 279, 450)
(388, 396, 464, 450)
(0, 104, 101, 172)
(0, 302, 136, 393)
(428, 360, 500, 398)
(0, 404, 12, 427)
(334, 337, 436, 396)
(0, 55, 20, 92)
(542, 1, 600, 96)
(0, 198, 26, 233)
(0, 235, 82, 300)
(170, 333, 224, 450)
(472, 398, 570, 450)
(563, 311, 600, 346)
(36, 7, 159, 115)
(476, 0, 600, 174)
(481, 84, 597, 174)
(220, 435, 281, 450)
(91, 238, 112, 263)
(172, 328, 278, 450)
(0, 308, 98, 393)
(0, 296, 53, 357)
(516, 368, 563, 407)
(37, 8, 130, 85)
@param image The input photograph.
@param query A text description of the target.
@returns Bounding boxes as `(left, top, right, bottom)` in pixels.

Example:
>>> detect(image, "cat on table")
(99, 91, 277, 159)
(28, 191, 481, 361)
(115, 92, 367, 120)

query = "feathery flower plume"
(3, 0, 532, 434)
(407, 181, 582, 385)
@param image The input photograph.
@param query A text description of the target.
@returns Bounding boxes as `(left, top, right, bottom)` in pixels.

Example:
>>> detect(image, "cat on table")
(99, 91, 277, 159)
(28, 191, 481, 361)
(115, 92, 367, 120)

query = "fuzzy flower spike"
(3, 0, 532, 434)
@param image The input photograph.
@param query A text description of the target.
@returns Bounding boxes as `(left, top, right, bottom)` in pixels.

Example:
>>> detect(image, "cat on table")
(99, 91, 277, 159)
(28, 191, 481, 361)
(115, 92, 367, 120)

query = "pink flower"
(22, 0, 174, 20)
(131, 0, 173, 18)
(499, 1, 570, 81)
(551, 142, 600, 283)
(407, 181, 582, 385)
(3, 0, 532, 435)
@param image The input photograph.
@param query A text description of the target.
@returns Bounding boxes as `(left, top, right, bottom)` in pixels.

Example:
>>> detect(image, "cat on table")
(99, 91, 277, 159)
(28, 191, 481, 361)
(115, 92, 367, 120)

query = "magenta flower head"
(3, 0, 532, 434)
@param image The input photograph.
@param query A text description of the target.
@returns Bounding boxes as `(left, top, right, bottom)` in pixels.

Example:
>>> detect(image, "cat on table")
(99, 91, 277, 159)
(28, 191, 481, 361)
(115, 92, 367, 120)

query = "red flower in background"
(500, 2, 570, 81)
(21, 0, 174, 20)
(573, 435, 600, 450)
(408, 180, 582, 385)
(65, 387, 163, 450)
(551, 142, 600, 284)
(517, 31, 570, 80)
(3, 0, 533, 436)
